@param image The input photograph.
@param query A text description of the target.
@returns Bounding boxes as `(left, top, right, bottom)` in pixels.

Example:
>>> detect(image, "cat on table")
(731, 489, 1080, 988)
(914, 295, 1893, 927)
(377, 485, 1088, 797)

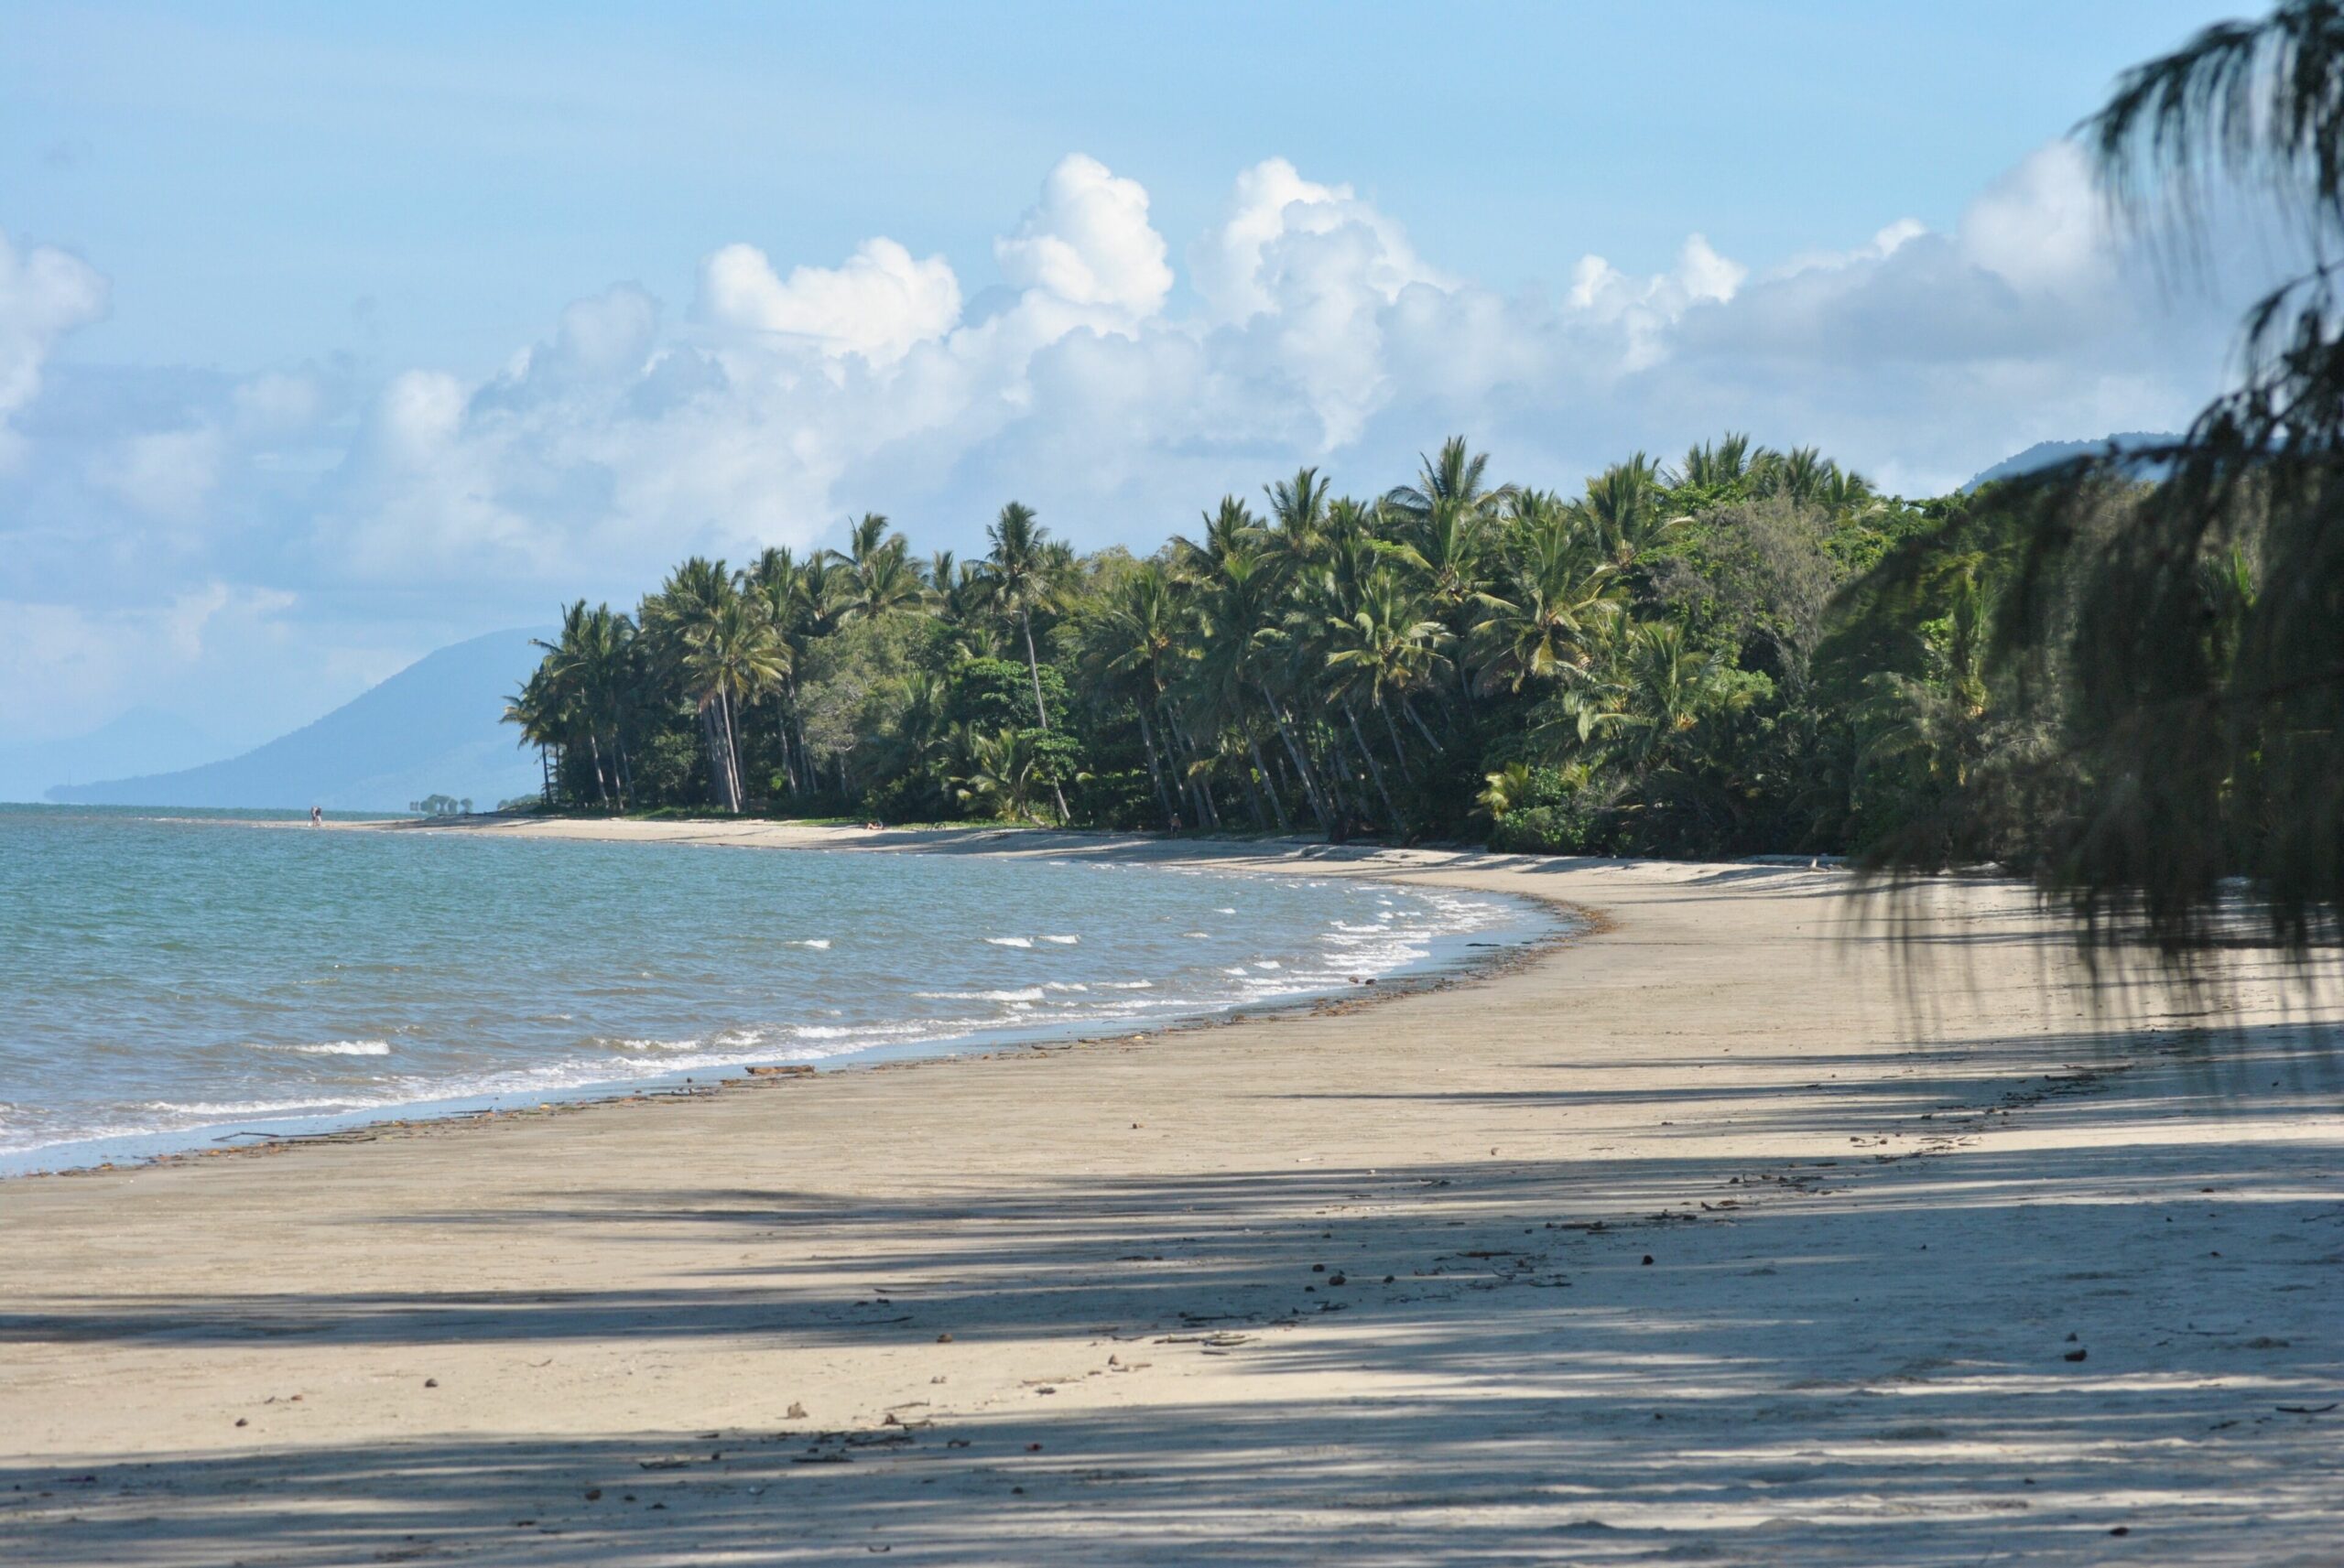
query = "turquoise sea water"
(0, 807, 1554, 1173)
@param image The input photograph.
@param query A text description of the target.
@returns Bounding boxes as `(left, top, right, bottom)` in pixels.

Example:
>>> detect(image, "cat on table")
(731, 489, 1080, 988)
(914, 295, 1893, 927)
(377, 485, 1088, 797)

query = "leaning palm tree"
(1323, 568, 1451, 816)
(535, 600, 637, 809)
(501, 667, 563, 806)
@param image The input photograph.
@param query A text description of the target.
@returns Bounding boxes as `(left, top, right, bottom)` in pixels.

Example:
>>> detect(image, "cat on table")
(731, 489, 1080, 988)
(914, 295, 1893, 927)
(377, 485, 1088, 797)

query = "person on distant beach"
(309, 806, 323, 827)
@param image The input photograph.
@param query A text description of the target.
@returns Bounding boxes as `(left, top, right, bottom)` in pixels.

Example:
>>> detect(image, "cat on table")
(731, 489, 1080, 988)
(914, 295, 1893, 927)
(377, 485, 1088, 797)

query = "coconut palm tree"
(670, 579, 787, 812)
(1554, 621, 1748, 779)
(501, 667, 563, 806)
(831, 514, 926, 624)
(1753, 445, 1832, 506)
(955, 727, 1051, 825)
(1667, 433, 1755, 491)
(1577, 454, 1684, 567)
(1085, 563, 1189, 828)
(1469, 494, 1622, 694)
(1385, 435, 1507, 524)
(979, 502, 1066, 732)
(534, 600, 637, 809)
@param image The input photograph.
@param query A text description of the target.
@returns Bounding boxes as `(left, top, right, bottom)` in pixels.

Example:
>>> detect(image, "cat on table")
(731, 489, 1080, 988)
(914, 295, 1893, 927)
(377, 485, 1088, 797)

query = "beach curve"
(0, 823, 2337, 1563)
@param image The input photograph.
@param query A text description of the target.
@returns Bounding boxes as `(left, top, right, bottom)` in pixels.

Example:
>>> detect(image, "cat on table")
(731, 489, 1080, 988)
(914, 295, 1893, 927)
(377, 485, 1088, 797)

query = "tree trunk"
(538, 744, 552, 806)
(700, 705, 736, 812)
(1322, 738, 1352, 816)
(1403, 694, 1445, 753)
(1136, 706, 1176, 829)
(1171, 716, 1220, 827)
(1259, 681, 1329, 828)
(1379, 701, 1415, 782)
(588, 732, 610, 808)
(1243, 729, 1292, 832)
(1344, 699, 1401, 826)
(1020, 611, 1050, 730)
(776, 702, 799, 796)
(1241, 766, 1268, 829)
(726, 693, 751, 809)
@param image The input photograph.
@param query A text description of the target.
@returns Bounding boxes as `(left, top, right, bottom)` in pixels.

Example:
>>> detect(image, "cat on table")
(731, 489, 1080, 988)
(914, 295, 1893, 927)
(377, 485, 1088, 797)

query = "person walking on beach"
(310, 805, 323, 827)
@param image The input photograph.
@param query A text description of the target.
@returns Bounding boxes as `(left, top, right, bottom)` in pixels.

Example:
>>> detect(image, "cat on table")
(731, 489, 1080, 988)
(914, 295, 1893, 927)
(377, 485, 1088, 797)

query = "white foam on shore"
(252, 1040, 392, 1057)
(917, 988, 1047, 1003)
(140, 1097, 358, 1117)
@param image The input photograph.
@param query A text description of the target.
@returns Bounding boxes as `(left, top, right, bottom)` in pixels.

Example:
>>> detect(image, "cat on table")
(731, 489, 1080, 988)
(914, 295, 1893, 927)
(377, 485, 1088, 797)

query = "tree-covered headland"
(505, 440, 2072, 863)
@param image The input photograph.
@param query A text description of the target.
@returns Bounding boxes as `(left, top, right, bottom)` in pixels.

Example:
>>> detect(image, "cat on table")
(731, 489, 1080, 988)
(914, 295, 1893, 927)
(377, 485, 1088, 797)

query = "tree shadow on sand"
(5, 1022, 2339, 1563)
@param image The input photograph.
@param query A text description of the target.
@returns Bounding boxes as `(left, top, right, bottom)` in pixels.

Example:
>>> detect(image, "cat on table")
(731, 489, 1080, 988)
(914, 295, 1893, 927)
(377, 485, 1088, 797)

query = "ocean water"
(0, 807, 1557, 1173)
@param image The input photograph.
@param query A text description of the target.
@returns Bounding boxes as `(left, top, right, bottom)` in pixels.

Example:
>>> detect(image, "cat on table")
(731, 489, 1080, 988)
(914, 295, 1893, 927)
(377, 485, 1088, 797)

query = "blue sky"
(0, 0, 2269, 762)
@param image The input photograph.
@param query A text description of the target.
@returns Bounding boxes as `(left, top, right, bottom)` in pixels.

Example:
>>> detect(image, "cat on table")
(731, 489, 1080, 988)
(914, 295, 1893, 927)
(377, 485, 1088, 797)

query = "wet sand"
(1, 823, 2338, 1563)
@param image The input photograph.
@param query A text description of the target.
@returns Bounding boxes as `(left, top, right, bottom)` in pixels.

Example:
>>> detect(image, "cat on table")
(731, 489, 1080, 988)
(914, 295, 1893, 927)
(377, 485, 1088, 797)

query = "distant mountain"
(0, 708, 225, 804)
(49, 629, 549, 812)
(1964, 431, 2182, 492)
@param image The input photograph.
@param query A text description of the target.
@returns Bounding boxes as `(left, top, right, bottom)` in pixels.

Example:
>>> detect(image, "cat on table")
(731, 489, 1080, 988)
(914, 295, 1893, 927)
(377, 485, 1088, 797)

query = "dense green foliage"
(1864, 0, 2344, 961)
(503, 438, 2088, 858)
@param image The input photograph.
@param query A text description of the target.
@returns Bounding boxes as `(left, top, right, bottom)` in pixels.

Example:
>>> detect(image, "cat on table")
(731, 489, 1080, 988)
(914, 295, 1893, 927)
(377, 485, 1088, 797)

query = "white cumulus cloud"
(702, 238, 960, 363)
(995, 153, 1173, 328)
(0, 138, 2275, 749)
(0, 229, 108, 469)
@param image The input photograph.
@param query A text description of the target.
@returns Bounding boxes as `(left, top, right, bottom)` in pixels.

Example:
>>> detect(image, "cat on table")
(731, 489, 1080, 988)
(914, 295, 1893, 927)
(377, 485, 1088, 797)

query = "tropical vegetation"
(505, 439, 2039, 860)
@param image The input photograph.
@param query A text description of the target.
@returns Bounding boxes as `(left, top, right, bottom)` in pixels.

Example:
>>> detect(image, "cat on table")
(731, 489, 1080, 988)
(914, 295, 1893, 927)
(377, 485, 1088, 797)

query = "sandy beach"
(2, 822, 2338, 1564)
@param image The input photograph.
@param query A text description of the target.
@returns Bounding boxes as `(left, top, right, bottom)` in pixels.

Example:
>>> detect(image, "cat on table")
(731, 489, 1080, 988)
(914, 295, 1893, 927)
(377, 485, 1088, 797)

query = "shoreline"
(3, 828, 2337, 1562)
(5, 820, 1583, 1180)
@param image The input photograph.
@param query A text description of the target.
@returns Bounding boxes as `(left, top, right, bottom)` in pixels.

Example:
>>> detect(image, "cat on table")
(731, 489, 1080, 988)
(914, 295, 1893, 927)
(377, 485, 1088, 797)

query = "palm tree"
(1385, 493, 1488, 629)
(1578, 454, 1684, 567)
(501, 667, 563, 806)
(1554, 621, 1748, 778)
(955, 727, 1051, 824)
(979, 503, 1065, 732)
(1469, 494, 1622, 694)
(1667, 432, 1755, 491)
(831, 514, 926, 625)
(1262, 465, 1331, 573)
(654, 562, 787, 813)
(1385, 435, 1507, 524)
(1329, 571, 1452, 748)
(1175, 496, 1262, 577)
(534, 600, 636, 809)
(1085, 563, 1189, 828)
(1753, 445, 1831, 505)
(1188, 540, 1303, 832)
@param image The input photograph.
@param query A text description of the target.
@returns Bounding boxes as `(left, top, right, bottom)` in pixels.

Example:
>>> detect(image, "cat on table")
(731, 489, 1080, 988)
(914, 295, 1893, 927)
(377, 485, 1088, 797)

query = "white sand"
(0, 822, 2338, 1563)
